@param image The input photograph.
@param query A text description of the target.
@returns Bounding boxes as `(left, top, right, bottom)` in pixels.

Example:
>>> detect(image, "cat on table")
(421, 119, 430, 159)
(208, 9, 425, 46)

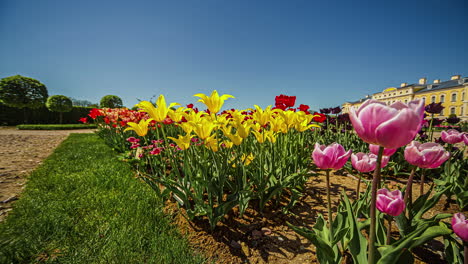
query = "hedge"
(0, 103, 92, 125)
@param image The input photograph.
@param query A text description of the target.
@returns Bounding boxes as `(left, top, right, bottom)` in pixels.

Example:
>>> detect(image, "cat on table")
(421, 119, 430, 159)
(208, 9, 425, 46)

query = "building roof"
(414, 78, 468, 94)
(345, 97, 369, 105)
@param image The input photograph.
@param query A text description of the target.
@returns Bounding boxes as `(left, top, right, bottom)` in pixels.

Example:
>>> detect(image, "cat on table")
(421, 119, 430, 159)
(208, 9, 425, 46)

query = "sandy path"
(0, 127, 94, 222)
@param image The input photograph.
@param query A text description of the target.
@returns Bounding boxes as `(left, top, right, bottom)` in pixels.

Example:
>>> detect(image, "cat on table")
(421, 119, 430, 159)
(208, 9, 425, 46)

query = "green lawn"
(0, 134, 205, 264)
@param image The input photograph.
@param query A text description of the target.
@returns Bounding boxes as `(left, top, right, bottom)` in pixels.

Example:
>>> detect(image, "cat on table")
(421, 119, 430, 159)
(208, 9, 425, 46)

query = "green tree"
(100, 95, 123, 108)
(0, 75, 49, 123)
(46, 95, 73, 124)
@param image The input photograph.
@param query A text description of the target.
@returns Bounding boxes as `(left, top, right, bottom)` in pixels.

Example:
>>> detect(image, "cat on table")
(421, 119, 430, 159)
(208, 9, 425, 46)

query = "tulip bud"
(452, 213, 468, 242)
(349, 100, 425, 149)
(441, 129, 464, 144)
(312, 143, 352, 170)
(404, 141, 450, 169)
(376, 188, 405, 216)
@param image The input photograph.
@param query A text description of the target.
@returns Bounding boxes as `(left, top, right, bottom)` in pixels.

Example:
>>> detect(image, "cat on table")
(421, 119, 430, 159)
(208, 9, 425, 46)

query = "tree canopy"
(0, 75, 48, 109)
(46, 95, 73, 113)
(100, 95, 123, 108)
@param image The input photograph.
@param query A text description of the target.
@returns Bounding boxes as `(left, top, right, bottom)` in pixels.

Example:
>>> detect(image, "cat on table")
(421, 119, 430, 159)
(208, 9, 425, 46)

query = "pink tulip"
(351, 152, 389, 172)
(452, 213, 468, 242)
(463, 133, 468, 145)
(376, 188, 405, 216)
(349, 100, 425, 149)
(312, 143, 352, 170)
(404, 141, 450, 169)
(441, 129, 464, 144)
(369, 144, 397, 157)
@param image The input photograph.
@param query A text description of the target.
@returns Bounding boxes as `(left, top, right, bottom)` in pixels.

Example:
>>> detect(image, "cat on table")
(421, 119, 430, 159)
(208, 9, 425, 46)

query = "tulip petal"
(375, 108, 421, 149)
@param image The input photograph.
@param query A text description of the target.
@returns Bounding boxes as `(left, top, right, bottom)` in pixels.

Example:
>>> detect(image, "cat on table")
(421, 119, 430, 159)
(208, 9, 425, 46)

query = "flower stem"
(356, 172, 362, 200)
(404, 166, 416, 214)
(429, 113, 434, 142)
(419, 169, 425, 197)
(326, 169, 333, 242)
(368, 146, 384, 264)
(386, 216, 392, 245)
(464, 244, 467, 264)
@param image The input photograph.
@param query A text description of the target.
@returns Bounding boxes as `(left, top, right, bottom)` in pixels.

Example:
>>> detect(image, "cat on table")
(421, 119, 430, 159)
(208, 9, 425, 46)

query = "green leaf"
(287, 223, 337, 264)
(342, 193, 368, 264)
(377, 222, 452, 264)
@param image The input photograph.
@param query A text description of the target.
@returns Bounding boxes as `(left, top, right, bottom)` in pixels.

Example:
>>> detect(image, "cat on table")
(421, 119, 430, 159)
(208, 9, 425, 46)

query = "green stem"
(368, 146, 384, 264)
(419, 169, 425, 197)
(326, 169, 333, 242)
(386, 216, 392, 245)
(404, 166, 416, 218)
(464, 244, 467, 264)
(428, 113, 434, 142)
(356, 172, 362, 199)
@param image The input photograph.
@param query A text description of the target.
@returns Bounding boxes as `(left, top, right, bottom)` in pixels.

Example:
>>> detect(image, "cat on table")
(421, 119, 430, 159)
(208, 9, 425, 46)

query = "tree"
(71, 97, 98, 107)
(46, 95, 73, 124)
(0, 75, 49, 123)
(100, 95, 123, 108)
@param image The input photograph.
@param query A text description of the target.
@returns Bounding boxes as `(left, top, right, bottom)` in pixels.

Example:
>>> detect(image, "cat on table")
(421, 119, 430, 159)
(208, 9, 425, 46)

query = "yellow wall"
(342, 82, 468, 120)
(414, 86, 466, 117)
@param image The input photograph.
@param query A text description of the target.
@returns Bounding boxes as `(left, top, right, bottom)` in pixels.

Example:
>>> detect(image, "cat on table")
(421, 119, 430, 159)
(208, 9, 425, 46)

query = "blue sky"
(1, 0, 467, 111)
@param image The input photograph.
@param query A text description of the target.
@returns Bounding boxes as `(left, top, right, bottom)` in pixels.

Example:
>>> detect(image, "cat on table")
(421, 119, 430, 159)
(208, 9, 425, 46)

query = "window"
(404, 99, 408, 104)
(450, 107, 456, 115)
(440, 94, 445, 102)
(461, 107, 464, 116)
(422, 97, 426, 102)
(431, 96, 436, 103)
(439, 109, 444, 116)
(451, 93, 457, 102)
(462, 92, 465, 101)
(406, 91, 409, 93)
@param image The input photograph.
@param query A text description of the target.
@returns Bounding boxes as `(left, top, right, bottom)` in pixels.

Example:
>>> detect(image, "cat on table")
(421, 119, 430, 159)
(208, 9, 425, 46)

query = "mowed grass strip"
(0, 134, 205, 264)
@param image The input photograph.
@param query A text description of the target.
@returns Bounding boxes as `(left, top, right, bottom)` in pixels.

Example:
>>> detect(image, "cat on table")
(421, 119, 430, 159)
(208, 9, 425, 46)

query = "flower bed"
(86, 91, 468, 263)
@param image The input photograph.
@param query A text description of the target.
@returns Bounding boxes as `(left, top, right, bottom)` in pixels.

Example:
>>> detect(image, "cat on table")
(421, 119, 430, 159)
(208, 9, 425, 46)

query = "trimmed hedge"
(17, 124, 97, 130)
(0, 103, 92, 125)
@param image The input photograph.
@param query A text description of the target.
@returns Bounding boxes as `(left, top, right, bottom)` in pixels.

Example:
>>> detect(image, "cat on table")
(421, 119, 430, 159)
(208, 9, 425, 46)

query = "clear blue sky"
(1, 0, 467, 111)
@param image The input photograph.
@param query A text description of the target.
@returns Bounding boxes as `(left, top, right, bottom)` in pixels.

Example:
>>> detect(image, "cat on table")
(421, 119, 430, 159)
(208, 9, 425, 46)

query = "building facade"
(342, 75, 468, 121)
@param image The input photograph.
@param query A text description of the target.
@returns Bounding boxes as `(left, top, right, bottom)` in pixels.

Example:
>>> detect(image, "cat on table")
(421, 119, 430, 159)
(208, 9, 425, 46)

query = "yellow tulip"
(280, 110, 297, 129)
(136, 95, 180, 122)
(168, 106, 186, 122)
(230, 114, 253, 139)
(193, 90, 235, 114)
(221, 140, 234, 149)
(179, 122, 194, 134)
(167, 133, 194, 150)
(264, 130, 278, 143)
(252, 129, 267, 143)
(204, 135, 219, 152)
(295, 113, 320, 132)
(269, 116, 288, 133)
(191, 119, 217, 140)
(124, 118, 153, 137)
(183, 110, 208, 123)
(231, 153, 255, 167)
(252, 105, 273, 126)
(226, 132, 243, 146)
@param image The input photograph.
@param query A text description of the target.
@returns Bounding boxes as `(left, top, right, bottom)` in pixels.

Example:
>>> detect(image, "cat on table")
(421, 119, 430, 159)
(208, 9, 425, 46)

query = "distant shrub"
(100, 95, 123, 108)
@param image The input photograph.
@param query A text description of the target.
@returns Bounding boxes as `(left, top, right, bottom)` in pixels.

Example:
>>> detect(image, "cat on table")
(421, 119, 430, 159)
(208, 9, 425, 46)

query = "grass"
(0, 134, 205, 264)
(16, 124, 97, 130)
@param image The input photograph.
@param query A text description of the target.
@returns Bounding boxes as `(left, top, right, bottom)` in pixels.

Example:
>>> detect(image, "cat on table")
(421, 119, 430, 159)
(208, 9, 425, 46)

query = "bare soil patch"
(0, 127, 94, 222)
(167, 170, 462, 264)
